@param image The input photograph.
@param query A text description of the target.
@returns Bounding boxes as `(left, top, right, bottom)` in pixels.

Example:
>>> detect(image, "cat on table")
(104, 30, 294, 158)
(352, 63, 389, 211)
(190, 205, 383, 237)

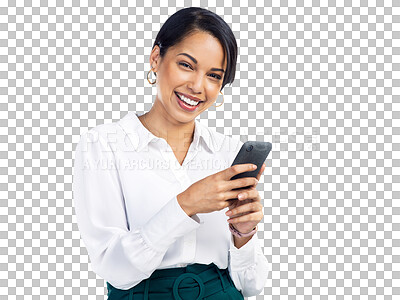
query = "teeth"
(177, 93, 199, 106)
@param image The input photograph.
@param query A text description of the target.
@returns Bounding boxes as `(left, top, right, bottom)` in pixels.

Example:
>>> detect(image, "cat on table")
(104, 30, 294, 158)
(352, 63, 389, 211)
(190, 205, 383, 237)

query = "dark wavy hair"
(152, 7, 238, 91)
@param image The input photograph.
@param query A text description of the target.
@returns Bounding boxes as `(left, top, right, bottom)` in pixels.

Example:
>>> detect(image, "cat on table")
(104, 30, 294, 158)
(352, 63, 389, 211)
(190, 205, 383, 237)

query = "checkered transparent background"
(1, 0, 399, 299)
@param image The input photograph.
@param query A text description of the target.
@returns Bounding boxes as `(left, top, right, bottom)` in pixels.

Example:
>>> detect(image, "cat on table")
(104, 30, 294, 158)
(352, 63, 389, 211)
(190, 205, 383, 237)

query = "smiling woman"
(73, 6, 269, 300)
(138, 8, 238, 152)
(134, 6, 241, 168)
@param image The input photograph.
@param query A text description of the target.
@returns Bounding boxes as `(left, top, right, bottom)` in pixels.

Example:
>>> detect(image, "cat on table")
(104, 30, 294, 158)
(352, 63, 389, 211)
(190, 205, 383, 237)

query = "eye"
(179, 62, 222, 80)
(209, 74, 222, 80)
(179, 62, 192, 69)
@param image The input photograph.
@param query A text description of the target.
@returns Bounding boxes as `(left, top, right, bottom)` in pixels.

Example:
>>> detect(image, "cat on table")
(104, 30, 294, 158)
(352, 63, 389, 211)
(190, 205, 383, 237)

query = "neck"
(140, 101, 195, 148)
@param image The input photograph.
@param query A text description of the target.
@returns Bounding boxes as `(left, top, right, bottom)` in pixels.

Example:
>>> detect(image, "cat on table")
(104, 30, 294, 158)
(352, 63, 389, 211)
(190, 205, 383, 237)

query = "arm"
(228, 232, 270, 297)
(226, 138, 270, 297)
(233, 235, 253, 249)
(72, 130, 201, 289)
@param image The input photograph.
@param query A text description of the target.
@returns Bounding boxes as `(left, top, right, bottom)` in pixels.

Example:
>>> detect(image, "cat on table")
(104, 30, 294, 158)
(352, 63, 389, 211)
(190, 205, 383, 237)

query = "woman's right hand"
(177, 163, 259, 216)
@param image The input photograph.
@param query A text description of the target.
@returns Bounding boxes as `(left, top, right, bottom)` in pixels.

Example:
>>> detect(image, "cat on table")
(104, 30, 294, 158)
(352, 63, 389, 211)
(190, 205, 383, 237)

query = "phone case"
(230, 141, 272, 190)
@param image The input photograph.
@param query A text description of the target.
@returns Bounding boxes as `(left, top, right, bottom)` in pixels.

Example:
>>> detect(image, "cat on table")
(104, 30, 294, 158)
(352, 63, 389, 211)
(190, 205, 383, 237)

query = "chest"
(114, 140, 233, 227)
(173, 149, 190, 166)
(166, 142, 192, 166)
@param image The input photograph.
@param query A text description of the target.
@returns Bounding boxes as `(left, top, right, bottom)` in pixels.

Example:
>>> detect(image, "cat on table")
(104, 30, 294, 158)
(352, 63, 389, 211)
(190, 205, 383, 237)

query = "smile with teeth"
(175, 92, 201, 106)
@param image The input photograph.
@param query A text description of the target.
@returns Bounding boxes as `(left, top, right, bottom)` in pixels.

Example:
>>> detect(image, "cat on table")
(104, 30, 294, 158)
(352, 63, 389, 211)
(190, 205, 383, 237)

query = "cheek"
(161, 64, 221, 98)
(174, 69, 193, 82)
(162, 65, 190, 90)
(207, 86, 221, 99)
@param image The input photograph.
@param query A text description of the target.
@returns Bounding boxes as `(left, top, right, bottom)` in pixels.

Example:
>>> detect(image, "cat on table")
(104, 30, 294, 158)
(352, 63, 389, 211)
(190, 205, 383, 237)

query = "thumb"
(225, 163, 257, 180)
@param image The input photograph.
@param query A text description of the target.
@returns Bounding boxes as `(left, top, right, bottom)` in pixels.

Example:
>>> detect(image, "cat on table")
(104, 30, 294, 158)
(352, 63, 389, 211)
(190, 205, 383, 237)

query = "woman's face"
(150, 31, 227, 122)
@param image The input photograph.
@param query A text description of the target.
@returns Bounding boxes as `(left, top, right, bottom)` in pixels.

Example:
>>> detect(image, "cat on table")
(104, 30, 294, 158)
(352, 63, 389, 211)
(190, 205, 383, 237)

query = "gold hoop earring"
(212, 91, 224, 107)
(147, 68, 156, 85)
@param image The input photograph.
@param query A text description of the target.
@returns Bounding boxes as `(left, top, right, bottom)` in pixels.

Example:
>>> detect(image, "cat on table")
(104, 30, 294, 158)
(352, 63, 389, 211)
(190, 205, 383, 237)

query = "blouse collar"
(117, 111, 221, 153)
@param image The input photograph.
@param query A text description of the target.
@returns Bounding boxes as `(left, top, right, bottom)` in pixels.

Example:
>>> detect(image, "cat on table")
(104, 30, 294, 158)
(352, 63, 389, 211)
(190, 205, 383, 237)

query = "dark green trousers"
(106, 262, 244, 300)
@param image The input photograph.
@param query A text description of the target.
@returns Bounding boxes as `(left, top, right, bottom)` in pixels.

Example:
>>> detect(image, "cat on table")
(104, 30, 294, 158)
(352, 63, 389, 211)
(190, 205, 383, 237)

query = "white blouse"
(72, 111, 270, 297)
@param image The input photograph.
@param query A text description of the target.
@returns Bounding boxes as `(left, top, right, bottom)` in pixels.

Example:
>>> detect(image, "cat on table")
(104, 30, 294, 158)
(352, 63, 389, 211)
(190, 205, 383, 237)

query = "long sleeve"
(226, 138, 270, 297)
(72, 130, 201, 290)
(228, 232, 270, 297)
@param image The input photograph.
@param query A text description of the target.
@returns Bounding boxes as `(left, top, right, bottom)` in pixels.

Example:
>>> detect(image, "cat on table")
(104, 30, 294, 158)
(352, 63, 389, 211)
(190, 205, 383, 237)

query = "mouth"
(175, 91, 202, 109)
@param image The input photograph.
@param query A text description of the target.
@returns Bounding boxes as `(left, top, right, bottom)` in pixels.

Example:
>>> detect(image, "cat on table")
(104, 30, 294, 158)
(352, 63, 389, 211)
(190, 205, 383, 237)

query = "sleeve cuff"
(229, 232, 258, 271)
(140, 196, 201, 252)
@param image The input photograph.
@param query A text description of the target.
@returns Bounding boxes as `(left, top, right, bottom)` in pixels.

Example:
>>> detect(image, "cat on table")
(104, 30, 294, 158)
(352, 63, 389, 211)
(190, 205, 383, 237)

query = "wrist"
(229, 223, 258, 238)
(177, 191, 194, 217)
(232, 231, 254, 249)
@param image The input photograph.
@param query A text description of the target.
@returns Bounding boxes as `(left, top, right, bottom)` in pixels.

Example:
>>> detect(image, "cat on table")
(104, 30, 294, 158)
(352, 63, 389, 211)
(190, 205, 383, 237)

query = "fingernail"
(238, 193, 245, 200)
(226, 210, 232, 216)
(253, 165, 257, 169)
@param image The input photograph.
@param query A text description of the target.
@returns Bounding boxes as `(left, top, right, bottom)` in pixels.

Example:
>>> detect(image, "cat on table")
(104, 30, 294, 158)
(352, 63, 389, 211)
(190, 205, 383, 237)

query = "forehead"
(169, 32, 227, 68)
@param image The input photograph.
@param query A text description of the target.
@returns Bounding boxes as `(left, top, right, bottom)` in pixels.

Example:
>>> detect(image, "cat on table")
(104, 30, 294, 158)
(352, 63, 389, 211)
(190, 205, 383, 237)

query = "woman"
(73, 7, 269, 299)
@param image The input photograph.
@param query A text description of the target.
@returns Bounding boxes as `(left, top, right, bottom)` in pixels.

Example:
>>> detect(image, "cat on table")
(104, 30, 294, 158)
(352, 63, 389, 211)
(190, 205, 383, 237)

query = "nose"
(187, 73, 204, 95)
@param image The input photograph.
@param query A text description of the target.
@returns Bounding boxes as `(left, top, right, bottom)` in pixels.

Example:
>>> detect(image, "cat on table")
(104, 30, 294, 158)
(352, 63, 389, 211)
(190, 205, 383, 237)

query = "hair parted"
(152, 7, 238, 91)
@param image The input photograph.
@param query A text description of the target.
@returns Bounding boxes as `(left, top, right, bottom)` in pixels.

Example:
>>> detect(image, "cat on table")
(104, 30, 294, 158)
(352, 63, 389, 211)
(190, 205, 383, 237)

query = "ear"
(149, 45, 161, 74)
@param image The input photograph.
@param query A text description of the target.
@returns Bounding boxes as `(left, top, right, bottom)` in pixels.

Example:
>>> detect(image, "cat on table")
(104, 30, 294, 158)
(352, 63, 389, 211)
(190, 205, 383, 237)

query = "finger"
(227, 211, 263, 224)
(236, 189, 261, 202)
(228, 176, 258, 192)
(224, 187, 259, 203)
(224, 163, 257, 181)
(226, 201, 262, 218)
(225, 197, 248, 211)
(226, 197, 259, 214)
(227, 198, 254, 212)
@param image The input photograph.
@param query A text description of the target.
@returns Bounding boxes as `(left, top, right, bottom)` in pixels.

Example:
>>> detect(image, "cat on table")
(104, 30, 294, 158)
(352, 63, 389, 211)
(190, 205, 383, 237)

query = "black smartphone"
(230, 141, 272, 191)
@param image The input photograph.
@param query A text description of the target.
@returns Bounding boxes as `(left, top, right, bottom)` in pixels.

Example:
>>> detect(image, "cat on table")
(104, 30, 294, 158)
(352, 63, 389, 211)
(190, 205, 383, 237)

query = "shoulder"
(76, 121, 123, 152)
(82, 122, 120, 140)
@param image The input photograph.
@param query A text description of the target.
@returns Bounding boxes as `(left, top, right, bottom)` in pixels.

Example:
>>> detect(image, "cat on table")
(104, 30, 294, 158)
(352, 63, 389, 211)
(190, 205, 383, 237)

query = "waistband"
(107, 262, 232, 300)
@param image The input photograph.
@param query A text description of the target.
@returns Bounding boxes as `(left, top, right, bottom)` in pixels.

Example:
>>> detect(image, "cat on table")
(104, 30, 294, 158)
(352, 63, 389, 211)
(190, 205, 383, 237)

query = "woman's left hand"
(226, 163, 266, 235)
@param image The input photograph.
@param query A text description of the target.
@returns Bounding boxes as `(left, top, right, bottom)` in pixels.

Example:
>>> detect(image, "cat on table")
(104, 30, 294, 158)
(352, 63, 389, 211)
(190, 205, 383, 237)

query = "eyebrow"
(177, 53, 225, 73)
